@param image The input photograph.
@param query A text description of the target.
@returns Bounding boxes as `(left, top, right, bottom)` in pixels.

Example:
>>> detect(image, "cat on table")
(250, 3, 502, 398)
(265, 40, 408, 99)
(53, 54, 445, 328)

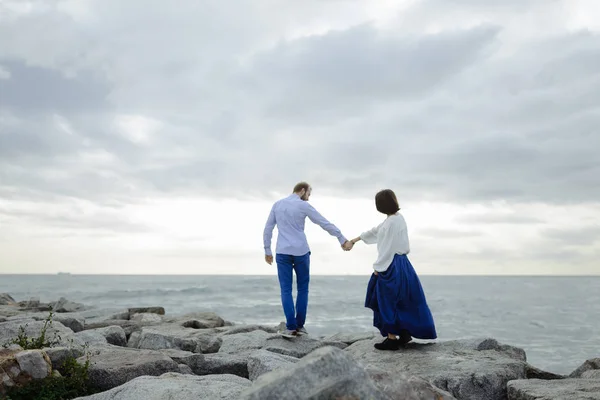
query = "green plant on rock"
(1, 310, 98, 400)
(3, 308, 61, 350)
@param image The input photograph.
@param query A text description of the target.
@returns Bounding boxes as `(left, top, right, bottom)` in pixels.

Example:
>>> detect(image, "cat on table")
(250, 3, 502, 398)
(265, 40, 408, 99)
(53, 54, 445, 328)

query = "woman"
(347, 189, 437, 350)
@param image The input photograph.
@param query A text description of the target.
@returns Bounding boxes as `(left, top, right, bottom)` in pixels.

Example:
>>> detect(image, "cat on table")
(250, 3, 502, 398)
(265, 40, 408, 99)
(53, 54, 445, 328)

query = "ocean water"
(1, 274, 598, 375)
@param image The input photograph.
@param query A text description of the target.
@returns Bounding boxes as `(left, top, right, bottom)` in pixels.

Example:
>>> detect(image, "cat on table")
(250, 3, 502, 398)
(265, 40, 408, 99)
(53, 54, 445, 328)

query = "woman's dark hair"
(375, 189, 400, 215)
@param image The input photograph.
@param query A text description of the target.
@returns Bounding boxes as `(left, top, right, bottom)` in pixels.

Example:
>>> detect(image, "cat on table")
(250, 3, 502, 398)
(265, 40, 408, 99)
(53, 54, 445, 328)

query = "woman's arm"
(358, 224, 380, 245)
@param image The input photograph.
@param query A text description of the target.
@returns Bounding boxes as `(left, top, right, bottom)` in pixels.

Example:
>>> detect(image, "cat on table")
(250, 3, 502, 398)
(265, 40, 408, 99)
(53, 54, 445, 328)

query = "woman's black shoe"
(374, 338, 402, 351)
(399, 330, 412, 345)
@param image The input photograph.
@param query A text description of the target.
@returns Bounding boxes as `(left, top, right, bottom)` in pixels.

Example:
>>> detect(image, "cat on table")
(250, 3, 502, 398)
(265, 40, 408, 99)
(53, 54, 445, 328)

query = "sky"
(0, 0, 599, 275)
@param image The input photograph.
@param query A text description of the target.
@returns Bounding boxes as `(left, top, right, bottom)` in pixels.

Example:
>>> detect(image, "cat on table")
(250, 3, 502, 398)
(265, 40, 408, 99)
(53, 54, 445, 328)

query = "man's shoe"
(296, 327, 308, 336)
(278, 329, 297, 338)
(374, 338, 402, 351)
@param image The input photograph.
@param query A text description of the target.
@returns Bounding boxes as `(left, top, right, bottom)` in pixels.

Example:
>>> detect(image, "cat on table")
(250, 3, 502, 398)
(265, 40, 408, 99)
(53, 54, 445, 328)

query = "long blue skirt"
(365, 254, 437, 339)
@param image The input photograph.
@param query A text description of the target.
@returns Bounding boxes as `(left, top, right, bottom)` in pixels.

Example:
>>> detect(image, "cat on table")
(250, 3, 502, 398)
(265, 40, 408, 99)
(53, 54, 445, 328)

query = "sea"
(1, 274, 598, 375)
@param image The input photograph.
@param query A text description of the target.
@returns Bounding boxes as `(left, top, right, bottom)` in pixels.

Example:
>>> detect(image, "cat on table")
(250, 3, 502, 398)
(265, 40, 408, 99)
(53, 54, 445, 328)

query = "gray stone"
(0, 319, 83, 348)
(263, 334, 348, 358)
(240, 346, 387, 400)
(367, 367, 457, 399)
(158, 349, 205, 374)
(507, 378, 600, 400)
(73, 373, 252, 400)
(131, 313, 162, 324)
(128, 307, 165, 316)
(221, 324, 279, 335)
(178, 363, 194, 374)
(15, 350, 52, 380)
(0, 294, 16, 306)
(196, 353, 249, 378)
(344, 338, 528, 400)
(52, 314, 85, 333)
(570, 358, 600, 378)
(247, 349, 299, 381)
(134, 324, 222, 353)
(75, 330, 110, 347)
(583, 370, 600, 379)
(79, 347, 180, 391)
(166, 311, 225, 329)
(44, 347, 85, 370)
(52, 297, 86, 313)
(322, 331, 376, 345)
(218, 330, 274, 354)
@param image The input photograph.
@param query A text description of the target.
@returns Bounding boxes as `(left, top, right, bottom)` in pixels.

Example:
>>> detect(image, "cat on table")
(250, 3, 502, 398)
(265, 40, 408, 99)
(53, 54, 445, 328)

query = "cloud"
(0, 0, 599, 274)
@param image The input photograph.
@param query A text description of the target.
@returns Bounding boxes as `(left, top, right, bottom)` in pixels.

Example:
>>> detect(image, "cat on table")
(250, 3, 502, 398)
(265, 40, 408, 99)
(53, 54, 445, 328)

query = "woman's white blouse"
(360, 213, 410, 272)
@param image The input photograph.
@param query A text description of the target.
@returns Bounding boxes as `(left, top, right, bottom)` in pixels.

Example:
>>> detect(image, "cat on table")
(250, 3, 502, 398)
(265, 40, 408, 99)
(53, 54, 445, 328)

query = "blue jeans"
(276, 252, 310, 331)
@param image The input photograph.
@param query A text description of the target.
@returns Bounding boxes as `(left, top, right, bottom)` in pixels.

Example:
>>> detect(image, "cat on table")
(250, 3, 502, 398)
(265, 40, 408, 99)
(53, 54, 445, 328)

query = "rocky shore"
(1, 293, 599, 400)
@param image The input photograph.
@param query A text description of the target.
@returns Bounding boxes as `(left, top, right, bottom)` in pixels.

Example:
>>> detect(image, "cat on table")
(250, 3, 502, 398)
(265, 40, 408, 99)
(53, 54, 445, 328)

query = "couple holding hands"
(263, 182, 437, 350)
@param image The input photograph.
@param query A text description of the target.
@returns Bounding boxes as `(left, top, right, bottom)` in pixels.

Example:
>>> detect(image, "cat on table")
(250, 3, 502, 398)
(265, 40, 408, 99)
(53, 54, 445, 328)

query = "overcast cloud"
(1, 0, 599, 274)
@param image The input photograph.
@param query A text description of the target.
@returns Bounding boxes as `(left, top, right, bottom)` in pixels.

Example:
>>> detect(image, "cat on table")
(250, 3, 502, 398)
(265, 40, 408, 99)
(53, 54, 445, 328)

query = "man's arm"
(305, 203, 348, 245)
(263, 204, 277, 259)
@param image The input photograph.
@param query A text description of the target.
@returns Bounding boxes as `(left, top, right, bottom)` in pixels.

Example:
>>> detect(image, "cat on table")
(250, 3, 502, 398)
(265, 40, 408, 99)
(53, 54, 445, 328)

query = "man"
(263, 182, 350, 337)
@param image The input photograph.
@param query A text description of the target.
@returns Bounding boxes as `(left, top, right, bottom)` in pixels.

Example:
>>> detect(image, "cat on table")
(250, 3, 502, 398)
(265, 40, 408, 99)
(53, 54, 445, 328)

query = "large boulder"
(570, 358, 600, 378)
(52, 297, 86, 313)
(0, 294, 16, 306)
(0, 319, 83, 348)
(247, 349, 299, 381)
(344, 337, 529, 400)
(79, 347, 180, 391)
(131, 324, 222, 353)
(219, 330, 347, 358)
(75, 326, 127, 347)
(0, 349, 53, 394)
(195, 353, 250, 378)
(507, 378, 600, 399)
(240, 346, 387, 400)
(73, 372, 252, 400)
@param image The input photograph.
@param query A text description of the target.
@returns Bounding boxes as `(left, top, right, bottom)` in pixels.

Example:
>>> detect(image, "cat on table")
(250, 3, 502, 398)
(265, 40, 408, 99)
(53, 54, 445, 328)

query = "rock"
(322, 331, 376, 345)
(367, 367, 457, 399)
(128, 307, 165, 316)
(166, 311, 225, 329)
(0, 294, 16, 306)
(570, 358, 600, 378)
(100, 326, 127, 347)
(131, 313, 163, 323)
(221, 324, 279, 335)
(44, 347, 85, 371)
(247, 349, 299, 381)
(263, 334, 348, 358)
(52, 314, 85, 333)
(14, 350, 52, 379)
(525, 363, 565, 380)
(507, 378, 600, 399)
(344, 338, 529, 400)
(76, 326, 127, 347)
(52, 297, 86, 313)
(219, 330, 273, 354)
(583, 370, 600, 379)
(0, 319, 83, 348)
(26, 297, 40, 309)
(73, 372, 252, 400)
(133, 324, 222, 353)
(240, 346, 387, 400)
(195, 353, 249, 378)
(178, 363, 194, 374)
(84, 320, 149, 338)
(0, 349, 52, 394)
(75, 330, 109, 347)
(158, 349, 205, 374)
(80, 347, 180, 391)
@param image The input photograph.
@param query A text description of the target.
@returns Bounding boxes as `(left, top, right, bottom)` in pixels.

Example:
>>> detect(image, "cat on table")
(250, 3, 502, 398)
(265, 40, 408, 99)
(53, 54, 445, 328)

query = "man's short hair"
(293, 182, 310, 193)
(375, 189, 400, 215)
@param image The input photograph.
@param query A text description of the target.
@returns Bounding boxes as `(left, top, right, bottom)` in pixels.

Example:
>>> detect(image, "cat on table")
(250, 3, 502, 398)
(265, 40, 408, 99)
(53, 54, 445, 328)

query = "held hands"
(342, 240, 354, 251)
